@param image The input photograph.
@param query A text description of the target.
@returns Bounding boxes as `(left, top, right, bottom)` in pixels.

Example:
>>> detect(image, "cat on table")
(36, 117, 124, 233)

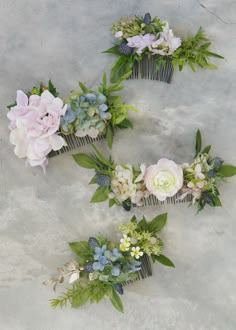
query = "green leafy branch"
(130, 214, 175, 268)
(172, 27, 224, 72)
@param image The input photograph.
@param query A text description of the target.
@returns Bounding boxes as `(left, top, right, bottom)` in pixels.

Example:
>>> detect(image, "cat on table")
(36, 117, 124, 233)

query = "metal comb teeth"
(48, 133, 105, 158)
(122, 254, 152, 286)
(129, 56, 174, 83)
(134, 192, 193, 208)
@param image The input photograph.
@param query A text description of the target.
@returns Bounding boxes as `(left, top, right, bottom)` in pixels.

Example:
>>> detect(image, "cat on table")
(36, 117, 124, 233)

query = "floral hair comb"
(7, 74, 136, 172)
(103, 13, 224, 83)
(44, 214, 174, 313)
(73, 130, 236, 212)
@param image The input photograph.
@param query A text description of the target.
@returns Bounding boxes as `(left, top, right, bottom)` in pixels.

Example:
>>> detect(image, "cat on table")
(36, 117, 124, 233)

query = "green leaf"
(109, 199, 116, 208)
(91, 144, 112, 167)
(195, 129, 202, 156)
(107, 288, 124, 313)
(148, 213, 167, 233)
(102, 73, 107, 88)
(213, 195, 222, 207)
(48, 80, 59, 97)
(7, 102, 16, 110)
(202, 145, 211, 154)
(90, 187, 109, 203)
(78, 82, 89, 93)
(72, 287, 90, 308)
(116, 118, 133, 129)
(154, 254, 175, 268)
(217, 165, 236, 177)
(102, 46, 121, 55)
(72, 153, 98, 169)
(106, 125, 113, 149)
(68, 241, 92, 263)
(89, 175, 97, 184)
(137, 216, 149, 231)
(204, 51, 224, 59)
(110, 56, 133, 83)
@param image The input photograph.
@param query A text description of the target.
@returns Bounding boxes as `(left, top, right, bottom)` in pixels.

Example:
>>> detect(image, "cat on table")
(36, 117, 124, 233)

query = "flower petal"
(16, 90, 28, 107)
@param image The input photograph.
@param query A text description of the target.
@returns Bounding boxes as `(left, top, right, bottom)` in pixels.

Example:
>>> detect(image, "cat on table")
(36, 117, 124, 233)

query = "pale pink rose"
(144, 158, 183, 201)
(7, 90, 67, 172)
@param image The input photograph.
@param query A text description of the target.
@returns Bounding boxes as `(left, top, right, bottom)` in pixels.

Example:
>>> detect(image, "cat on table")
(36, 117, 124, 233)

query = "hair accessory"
(44, 213, 174, 313)
(74, 130, 236, 212)
(103, 13, 224, 83)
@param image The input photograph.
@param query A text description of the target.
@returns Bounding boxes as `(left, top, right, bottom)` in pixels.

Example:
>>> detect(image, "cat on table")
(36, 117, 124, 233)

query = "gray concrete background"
(0, 0, 236, 329)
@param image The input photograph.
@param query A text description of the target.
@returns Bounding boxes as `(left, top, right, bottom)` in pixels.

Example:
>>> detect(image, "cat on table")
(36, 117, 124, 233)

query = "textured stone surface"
(0, 0, 236, 329)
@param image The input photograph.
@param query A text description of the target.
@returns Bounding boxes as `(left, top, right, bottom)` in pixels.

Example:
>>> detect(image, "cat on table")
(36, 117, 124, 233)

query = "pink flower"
(151, 23, 181, 56)
(127, 34, 156, 55)
(7, 90, 67, 172)
(144, 159, 183, 201)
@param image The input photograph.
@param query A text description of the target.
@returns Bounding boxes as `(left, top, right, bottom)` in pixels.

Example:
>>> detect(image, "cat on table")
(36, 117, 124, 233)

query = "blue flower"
(92, 256, 108, 271)
(97, 93, 106, 105)
(62, 106, 77, 123)
(79, 95, 86, 102)
(128, 260, 141, 273)
(98, 104, 108, 119)
(104, 248, 122, 262)
(111, 265, 121, 277)
(94, 245, 107, 260)
(85, 93, 96, 103)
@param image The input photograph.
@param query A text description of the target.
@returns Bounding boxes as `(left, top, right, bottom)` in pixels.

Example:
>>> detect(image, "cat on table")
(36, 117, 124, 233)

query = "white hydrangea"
(111, 164, 149, 206)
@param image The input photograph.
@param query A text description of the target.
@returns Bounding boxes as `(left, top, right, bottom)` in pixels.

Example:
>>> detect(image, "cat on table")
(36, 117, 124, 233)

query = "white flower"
(144, 158, 183, 201)
(130, 246, 143, 259)
(120, 234, 131, 251)
(115, 31, 123, 38)
(111, 164, 148, 206)
(134, 164, 146, 183)
(75, 127, 100, 139)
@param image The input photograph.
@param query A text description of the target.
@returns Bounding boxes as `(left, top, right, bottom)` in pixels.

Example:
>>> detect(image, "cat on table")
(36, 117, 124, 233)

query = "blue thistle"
(207, 169, 215, 178)
(84, 262, 94, 273)
(96, 175, 110, 187)
(212, 157, 223, 169)
(143, 13, 152, 25)
(88, 237, 99, 249)
(118, 41, 133, 56)
(113, 283, 124, 295)
(202, 191, 214, 206)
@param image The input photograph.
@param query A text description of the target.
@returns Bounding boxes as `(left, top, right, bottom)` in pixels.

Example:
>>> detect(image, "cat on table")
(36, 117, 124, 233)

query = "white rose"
(144, 158, 183, 201)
